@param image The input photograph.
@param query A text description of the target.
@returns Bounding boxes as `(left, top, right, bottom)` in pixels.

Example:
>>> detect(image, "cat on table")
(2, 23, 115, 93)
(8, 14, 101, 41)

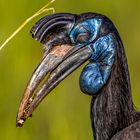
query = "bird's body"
(111, 120, 140, 140)
(16, 12, 140, 140)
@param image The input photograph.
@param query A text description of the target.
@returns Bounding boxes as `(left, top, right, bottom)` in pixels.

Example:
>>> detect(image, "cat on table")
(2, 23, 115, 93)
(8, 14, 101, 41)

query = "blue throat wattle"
(80, 34, 116, 95)
(69, 18, 116, 95)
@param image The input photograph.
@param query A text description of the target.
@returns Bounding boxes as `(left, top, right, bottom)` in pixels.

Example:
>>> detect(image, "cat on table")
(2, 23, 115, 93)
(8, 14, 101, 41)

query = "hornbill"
(16, 13, 140, 140)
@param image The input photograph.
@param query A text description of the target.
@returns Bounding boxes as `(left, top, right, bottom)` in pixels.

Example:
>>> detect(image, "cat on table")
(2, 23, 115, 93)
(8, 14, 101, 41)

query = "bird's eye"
(70, 24, 92, 44)
(75, 33, 90, 43)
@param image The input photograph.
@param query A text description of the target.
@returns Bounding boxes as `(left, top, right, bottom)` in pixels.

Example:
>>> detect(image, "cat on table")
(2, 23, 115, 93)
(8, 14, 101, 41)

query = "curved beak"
(16, 13, 92, 127)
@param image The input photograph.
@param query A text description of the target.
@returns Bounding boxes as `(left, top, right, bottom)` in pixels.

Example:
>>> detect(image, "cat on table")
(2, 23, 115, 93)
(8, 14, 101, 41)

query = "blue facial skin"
(80, 35, 115, 94)
(69, 18, 116, 95)
(70, 19, 102, 47)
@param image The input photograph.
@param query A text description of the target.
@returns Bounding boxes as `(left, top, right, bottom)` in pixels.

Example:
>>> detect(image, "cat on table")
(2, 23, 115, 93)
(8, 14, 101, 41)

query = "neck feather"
(90, 34, 140, 140)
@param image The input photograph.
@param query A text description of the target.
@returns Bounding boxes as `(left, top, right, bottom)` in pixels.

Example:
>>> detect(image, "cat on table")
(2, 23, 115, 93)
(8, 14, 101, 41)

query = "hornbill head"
(16, 12, 117, 126)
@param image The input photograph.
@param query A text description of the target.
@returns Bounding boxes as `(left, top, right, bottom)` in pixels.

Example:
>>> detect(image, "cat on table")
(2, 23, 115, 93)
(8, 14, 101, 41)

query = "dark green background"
(0, 0, 140, 139)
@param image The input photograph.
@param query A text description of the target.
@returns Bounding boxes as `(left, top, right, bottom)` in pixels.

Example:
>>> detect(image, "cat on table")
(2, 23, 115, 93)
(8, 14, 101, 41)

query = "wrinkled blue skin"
(69, 19, 116, 95)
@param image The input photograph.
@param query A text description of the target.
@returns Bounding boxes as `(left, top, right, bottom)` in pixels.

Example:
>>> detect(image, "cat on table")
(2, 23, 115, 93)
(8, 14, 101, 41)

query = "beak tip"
(16, 111, 33, 127)
(16, 119, 25, 127)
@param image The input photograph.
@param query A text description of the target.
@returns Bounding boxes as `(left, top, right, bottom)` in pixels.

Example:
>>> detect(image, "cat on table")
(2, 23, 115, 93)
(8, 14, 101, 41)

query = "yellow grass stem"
(0, 0, 55, 51)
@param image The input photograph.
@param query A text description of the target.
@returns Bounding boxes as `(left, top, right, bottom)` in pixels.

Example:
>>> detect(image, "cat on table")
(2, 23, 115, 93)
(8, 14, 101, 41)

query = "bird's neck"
(90, 36, 140, 140)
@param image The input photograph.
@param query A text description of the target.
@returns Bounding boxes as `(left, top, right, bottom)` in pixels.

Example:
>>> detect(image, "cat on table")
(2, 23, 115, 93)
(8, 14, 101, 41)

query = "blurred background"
(0, 0, 140, 140)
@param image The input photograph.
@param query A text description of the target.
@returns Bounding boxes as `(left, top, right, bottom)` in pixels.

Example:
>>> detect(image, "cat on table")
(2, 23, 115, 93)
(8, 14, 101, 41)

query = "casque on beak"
(16, 13, 92, 127)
